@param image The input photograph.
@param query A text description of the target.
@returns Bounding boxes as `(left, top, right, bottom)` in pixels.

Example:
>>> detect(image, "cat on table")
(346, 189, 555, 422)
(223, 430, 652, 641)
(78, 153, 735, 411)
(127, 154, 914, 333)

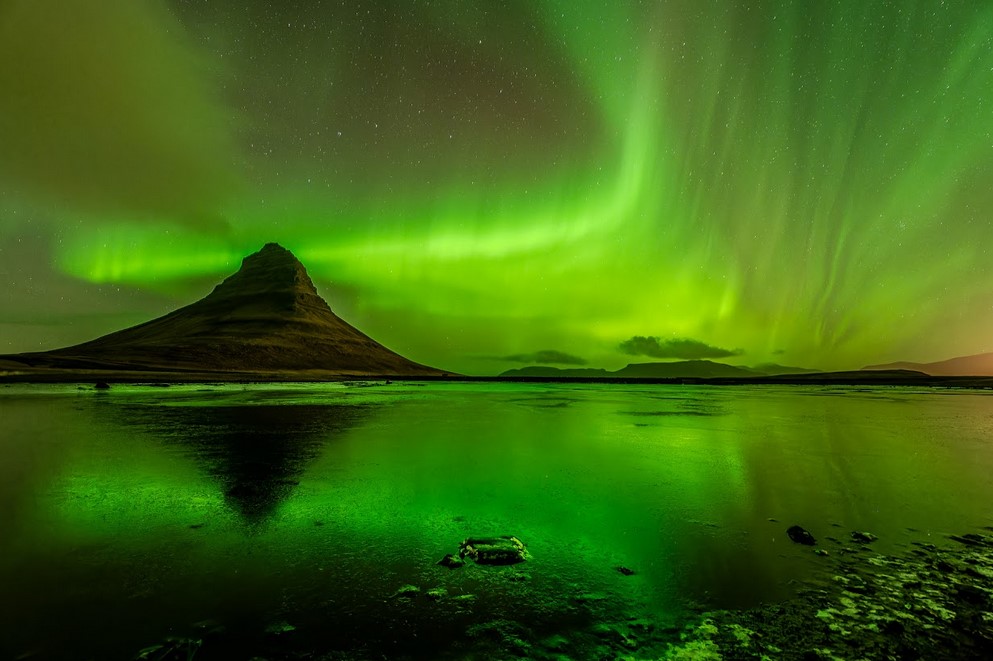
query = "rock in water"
(787, 525, 817, 545)
(851, 531, 878, 544)
(459, 536, 528, 565)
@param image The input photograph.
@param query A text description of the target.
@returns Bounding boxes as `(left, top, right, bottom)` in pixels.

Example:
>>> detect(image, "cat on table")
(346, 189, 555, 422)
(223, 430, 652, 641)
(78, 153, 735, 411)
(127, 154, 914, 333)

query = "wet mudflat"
(1, 382, 992, 659)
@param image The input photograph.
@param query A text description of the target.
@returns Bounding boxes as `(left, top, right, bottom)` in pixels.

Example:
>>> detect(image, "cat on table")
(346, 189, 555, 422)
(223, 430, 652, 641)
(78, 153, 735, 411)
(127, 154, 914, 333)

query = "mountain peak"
(240, 242, 301, 270)
(255, 242, 293, 259)
(209, 243, 319, 306)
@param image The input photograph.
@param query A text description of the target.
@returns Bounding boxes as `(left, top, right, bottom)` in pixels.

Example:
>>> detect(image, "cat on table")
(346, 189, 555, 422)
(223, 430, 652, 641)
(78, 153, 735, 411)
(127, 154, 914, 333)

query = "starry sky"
(2, 0, 993, 374)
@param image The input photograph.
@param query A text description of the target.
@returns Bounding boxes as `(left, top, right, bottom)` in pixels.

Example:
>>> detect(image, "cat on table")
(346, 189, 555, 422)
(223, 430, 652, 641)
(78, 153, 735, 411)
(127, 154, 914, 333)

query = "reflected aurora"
(6, 383, 993, 658)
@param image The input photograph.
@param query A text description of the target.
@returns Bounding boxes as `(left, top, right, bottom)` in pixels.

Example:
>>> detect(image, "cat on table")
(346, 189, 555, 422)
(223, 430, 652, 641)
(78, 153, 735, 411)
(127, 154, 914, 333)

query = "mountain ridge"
(864, 351, 993, 376)
(499, 360, 817, 379)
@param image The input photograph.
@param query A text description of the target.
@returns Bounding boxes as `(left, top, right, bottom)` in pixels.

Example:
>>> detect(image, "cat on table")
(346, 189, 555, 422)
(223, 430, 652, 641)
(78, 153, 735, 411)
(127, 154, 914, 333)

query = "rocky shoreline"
(446, 528, 993, 660)
(620, 528, 993, 660)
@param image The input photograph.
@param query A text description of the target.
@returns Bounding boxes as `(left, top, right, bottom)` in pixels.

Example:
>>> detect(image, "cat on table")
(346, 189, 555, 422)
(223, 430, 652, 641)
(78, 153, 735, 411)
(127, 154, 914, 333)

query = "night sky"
(2, 0, 993, 374)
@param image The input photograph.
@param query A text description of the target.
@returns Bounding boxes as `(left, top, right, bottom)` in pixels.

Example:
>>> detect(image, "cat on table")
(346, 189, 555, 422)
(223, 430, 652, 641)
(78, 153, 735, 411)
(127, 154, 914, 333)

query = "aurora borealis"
(2, 1, 993, 374)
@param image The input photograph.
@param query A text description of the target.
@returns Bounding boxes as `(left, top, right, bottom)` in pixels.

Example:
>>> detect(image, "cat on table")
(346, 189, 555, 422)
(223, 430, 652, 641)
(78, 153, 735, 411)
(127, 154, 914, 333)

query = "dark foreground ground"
(449, 528, 993, 660)
(657, 529, 993, 660)
(124, 528, 993, 660)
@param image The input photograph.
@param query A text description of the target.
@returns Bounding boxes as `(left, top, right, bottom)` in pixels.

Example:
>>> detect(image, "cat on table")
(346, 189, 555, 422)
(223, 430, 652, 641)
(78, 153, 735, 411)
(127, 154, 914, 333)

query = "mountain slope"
(614, 360, 758, 378)
(7, 243, 445, 376)
(864, 352, 993, 376)
(749, 363, 820, 376)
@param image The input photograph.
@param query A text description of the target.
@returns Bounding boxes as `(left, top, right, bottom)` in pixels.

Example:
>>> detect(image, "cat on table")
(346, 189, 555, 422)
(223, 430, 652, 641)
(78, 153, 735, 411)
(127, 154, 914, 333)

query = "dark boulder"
(955, 583, 987, 605)
(787, 525, 817, 545)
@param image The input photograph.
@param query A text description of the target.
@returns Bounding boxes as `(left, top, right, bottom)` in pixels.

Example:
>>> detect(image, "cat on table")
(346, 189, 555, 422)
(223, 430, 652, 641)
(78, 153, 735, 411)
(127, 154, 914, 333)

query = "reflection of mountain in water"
(128, 404, 370, 524)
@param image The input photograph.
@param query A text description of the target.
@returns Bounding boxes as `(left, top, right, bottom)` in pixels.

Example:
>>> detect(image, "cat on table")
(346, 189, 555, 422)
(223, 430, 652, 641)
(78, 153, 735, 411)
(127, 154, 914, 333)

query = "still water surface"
(1, 382, 992, 659)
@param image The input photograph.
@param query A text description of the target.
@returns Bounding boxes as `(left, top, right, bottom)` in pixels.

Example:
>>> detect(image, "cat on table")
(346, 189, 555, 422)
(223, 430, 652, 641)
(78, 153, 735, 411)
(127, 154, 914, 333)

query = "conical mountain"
(17, 243, 445, 376)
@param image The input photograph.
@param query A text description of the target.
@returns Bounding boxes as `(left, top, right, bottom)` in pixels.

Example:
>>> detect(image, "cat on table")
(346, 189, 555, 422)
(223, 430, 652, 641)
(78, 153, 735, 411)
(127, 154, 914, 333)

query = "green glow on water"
(5, 383, 993, 657)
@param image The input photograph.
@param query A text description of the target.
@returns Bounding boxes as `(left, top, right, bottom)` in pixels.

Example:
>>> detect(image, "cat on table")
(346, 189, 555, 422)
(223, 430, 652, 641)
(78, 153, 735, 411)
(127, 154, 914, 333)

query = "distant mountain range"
(500, 360, 818, 379)
(864, 352, 993, 376)
(1, 243, 446, 378)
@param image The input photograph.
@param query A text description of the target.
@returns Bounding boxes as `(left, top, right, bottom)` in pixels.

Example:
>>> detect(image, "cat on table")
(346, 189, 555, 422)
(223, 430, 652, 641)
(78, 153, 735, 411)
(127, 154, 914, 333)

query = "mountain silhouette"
(614, 360, 758, 378)
(499, 360, 814, 378)
(6, 243, 445, 376)
(864, 352, 993, 376)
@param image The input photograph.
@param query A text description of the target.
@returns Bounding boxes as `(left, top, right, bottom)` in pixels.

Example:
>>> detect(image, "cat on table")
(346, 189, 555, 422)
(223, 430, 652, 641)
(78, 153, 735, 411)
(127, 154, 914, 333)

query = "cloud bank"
(619, 336, 742, 360)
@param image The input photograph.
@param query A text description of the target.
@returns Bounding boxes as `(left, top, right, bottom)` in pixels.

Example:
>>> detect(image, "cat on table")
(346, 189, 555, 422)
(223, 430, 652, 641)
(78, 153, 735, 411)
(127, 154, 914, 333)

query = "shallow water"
(1, 382, 992, 659)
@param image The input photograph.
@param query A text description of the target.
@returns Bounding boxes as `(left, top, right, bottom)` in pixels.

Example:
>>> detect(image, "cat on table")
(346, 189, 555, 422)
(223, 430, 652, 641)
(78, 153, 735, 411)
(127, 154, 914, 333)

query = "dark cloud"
(491, 350, 588, 366)
(0, 0, 240, 230)
(619, 336, 743, 360)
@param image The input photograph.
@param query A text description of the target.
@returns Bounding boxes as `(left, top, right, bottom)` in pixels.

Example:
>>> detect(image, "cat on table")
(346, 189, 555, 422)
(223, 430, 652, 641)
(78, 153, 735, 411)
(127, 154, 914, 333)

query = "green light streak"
(58, 226, 240, 284)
